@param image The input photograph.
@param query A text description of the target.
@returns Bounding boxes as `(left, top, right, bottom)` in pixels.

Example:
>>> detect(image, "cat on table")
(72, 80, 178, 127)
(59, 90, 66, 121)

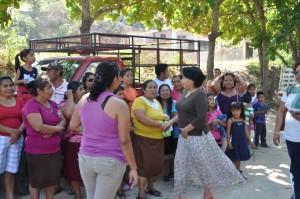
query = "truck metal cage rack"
(29, 32, 206, 82)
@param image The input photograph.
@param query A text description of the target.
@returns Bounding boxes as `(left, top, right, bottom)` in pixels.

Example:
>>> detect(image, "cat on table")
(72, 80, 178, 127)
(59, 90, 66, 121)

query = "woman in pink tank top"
(70, 62, 138, 199)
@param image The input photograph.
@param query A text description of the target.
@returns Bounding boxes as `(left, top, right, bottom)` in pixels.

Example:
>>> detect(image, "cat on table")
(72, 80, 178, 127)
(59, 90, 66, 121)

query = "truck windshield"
(35, 60, 82, 81)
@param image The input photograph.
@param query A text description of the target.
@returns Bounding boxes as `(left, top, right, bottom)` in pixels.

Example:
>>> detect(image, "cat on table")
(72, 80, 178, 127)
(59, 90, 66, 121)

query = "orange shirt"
(123, 87, 138, 110)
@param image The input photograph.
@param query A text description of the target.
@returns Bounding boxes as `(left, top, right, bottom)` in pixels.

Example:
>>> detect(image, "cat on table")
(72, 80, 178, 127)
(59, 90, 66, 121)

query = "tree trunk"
(257, 45, 264, 87)
(253, 0, 269, 96)
(262, 37, 269, 97)
(268, 66, 277, 102)
(80, 0, 93, 34)
(206, 0, 224, 80)
(289, 35, 300, 63)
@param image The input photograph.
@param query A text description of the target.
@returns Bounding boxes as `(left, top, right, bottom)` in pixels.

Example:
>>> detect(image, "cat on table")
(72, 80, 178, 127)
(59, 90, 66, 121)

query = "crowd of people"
(0, 48, 299, 199)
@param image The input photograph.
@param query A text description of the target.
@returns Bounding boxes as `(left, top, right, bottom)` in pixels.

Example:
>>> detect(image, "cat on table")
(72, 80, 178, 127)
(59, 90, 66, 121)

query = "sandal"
(146, 188, 162, 197)
(163, 175, 170, 182)
(116, 190, 127, 199)
(136, 196, 147, 199)
(203, 193, 213, 199)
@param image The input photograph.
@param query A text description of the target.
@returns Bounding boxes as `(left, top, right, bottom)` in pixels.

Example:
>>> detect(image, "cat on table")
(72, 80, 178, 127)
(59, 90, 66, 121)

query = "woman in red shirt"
(0, 76, 24, 199)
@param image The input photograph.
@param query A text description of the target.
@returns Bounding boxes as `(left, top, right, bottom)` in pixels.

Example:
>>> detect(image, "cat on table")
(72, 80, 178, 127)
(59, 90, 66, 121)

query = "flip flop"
(116, 190, 127, 199)
(147, 188, 162, 197)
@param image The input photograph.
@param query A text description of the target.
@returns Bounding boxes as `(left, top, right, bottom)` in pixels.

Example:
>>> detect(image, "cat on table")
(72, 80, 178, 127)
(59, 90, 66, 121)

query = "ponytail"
(88, 62, 119, 101)
(15, 54, 21, 72)
(15, 49, 33, 72)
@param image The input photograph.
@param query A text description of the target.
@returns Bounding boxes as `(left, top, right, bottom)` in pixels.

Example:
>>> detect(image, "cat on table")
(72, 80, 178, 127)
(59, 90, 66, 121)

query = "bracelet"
(274, 132, 280, 134)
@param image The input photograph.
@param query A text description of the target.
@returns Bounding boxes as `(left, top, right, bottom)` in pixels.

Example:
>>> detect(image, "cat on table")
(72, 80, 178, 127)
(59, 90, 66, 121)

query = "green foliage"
(0, 0, 22, 28)
(0, 27, 27, 76)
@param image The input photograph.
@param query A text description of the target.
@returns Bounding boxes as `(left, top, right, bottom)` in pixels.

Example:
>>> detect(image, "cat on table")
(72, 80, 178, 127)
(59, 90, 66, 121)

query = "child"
(226, 102, 255, 178)
(247, 83, 257, 105)
(242, 93, 255, 135)
(120, 68, 137, 109)
(253, 91, 269, 147)
(14, 49, 37, 103)
(206, 94, 227, 151)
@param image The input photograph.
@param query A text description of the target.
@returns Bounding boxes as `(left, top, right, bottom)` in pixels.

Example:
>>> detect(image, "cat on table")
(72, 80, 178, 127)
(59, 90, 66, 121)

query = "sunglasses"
(293, 70, 300, 75)
(87, 78, 94, 82)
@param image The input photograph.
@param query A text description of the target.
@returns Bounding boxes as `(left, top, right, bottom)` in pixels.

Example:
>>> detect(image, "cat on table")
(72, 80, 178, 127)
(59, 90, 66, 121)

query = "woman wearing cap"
(0, 76, 24, 199)
(168, 67, 244, 199)
(69, 61, 138, 199)
(22, 77, 66, 199)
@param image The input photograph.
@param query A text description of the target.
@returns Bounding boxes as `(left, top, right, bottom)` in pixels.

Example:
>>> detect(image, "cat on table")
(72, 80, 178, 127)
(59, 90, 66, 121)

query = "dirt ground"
(0, 109, 293, 199)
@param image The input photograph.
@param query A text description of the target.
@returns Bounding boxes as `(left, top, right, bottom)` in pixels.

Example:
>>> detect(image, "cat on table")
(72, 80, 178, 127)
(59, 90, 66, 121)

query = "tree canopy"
(0, 0, 22, 28)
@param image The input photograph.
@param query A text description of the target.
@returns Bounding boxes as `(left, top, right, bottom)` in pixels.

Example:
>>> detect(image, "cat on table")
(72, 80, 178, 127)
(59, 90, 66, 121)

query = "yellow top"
(131, 96, 165, 139)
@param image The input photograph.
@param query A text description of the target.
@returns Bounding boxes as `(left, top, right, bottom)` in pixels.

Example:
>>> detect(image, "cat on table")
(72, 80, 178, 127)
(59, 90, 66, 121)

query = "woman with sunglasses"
(81, 72, 95, 93)
(273, 62, 300, 199)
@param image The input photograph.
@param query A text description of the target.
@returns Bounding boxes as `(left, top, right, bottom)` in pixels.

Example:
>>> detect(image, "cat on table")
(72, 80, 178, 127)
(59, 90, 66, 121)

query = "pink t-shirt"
(0, 98, 24, 136)
(171, 89, 181, 101)
(206, 109, 222, 143)
(22, 99, 61, 154)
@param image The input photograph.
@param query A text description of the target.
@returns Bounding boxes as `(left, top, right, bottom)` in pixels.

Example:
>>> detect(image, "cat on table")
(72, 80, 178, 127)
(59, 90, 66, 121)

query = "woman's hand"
(129, 124, 135, 132)
(129, 169, 138, 190)
(227, 143, 233, 149)
(22, 79, 29, 84)
(158, 122, 168, 131)
(273, 132, 280, 146)
(180, 127, 189, 138)
(250, 141, 256, 148)
(65, 89, 73, 99)
(9, 129, 21, 144)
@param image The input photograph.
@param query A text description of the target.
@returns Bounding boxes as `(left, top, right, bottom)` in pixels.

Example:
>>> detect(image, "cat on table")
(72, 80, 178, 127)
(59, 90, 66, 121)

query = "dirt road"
(0, 110, 293, 199)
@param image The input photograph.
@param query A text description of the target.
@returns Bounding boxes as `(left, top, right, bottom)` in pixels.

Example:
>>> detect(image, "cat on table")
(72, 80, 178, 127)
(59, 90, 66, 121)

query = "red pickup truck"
(35, 56, 125, 81)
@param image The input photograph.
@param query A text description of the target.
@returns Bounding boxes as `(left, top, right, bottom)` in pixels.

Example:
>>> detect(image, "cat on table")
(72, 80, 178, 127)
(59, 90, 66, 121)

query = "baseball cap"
(41, 62, 62, 71)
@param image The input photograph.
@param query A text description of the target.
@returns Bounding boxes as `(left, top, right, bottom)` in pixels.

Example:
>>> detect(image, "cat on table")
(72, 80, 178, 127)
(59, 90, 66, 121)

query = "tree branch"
(275, 51, 289, 67)
(243, 0, 256, 24)
(92, 0, 142, 21)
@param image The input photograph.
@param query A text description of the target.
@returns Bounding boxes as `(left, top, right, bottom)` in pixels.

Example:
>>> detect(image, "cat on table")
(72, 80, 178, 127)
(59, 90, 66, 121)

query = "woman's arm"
(211, 76, 222, 95)
(133, 109, 165, 130)
(14, 69, 27, 85)
(273, 102, 287, 145)
(62, 90, 76, 120)
(217, 119, 227, 127)
(235, 74, 247, 96)
(26, 113, 64, 134)
(0, 124, 22, 140)
(116, 100, 138, 185)
(69, 94, 88, 132)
